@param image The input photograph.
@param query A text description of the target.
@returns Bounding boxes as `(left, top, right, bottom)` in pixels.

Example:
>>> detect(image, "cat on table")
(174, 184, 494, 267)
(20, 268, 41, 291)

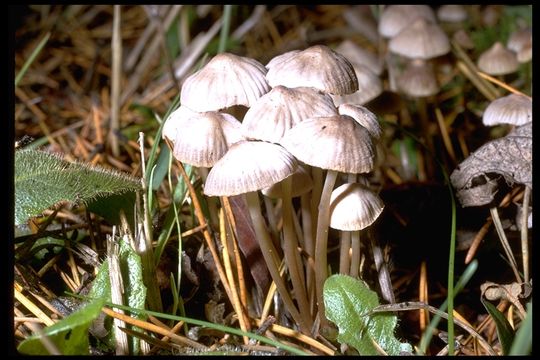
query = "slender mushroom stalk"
(280, 175, 312, 330)
(245, 191, 310, 333)
(339, 231, 351, 274)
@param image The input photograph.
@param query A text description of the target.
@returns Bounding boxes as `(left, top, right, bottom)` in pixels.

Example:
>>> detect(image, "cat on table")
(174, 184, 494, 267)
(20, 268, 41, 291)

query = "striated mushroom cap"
(338, 103, 382, 141)
(242, 86, 338, 143)
(266, 45, 358, 95)
(378, 5, 436, 39)
(329, 182, 384, 231)
(280, 115, 375, 174)
(331, 63, 382, 107)
(181, 52, 270, 112)
(482, 93, 532, 127)
(204, 140, 297, 196)
(477, 42, 519, 76)
(397, 59, 439, 98)
(389, 18, 450, 60)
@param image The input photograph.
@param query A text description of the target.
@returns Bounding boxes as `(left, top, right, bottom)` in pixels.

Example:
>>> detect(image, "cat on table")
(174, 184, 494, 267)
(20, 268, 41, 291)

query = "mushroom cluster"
(163, 45, 384, 334)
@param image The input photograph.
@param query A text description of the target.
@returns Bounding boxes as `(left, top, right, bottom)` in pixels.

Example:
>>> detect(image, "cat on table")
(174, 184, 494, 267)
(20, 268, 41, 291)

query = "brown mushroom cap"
(266, 45, 359, 95)
(482, 93, 532, 127)
(477, 42, 519, 76)
(338, 103, 382, 141)
(437, 5, 468, 23)
(389, 18, 450, 60)
(329, 182, 384, 231)
(330, 63, 383, 107)
(335, 39, 383, 76)
(397, 59, 439, 98)
(241, 86, 338, 143)
(378, 5, 436, 39)
(165, 108, 241, 167)
(203, 140, 297, 196)
(181, 52, 270, 112)
(280, 115, 374, 174)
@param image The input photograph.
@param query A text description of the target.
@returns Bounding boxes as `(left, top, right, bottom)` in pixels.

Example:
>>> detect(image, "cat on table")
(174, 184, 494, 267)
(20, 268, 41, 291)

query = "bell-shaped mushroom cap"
(204, 140, 297, 196)
(338, 103, 382, 141)
(167, 109, 241, 167)
(329, 182, 384, 231)
(378, 5, 436, 39)
(262, 164, 313, 198)
(335, 39, 383, 75)
(507, 27, 532, 53)
(162, 105, 198, 143)
(397, 59, 439, 98)
(517, 43, 532, 63)
(330, 63, 383, 107)
(265, 50, 301, 71)
(389, 18, 450, 60)
(241, 86, 338, 143)
(280, 115, 374, 174)
(266, 45, 358, 95)
(477, 42, 519, 76)
(437, 5, 468, 23)
(482, 93, 532, 127)
(181, 52, 270, 112)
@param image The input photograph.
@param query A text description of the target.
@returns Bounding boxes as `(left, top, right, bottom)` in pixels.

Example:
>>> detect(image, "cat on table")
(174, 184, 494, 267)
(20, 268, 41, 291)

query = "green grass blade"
(481, 298, 515, 354)
(218, 5, 233, 53)
(509, 301, 532, 355)
(15, 32, 51, 87)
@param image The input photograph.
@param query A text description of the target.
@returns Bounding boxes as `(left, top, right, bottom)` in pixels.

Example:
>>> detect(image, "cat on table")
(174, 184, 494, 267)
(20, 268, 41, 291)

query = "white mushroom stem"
(301, 192, 315, 297)
(349, 231, 361, 278)
(314, 169, 338, 327)
(281, 176, 312, 329)
(339, 231, 351, 274)
(245, 191, 310, 334)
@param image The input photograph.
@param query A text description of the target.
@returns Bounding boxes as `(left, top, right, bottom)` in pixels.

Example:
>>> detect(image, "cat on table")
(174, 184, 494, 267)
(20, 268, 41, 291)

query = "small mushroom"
(507, 27, 532, 54)
(388, 18, 450, 60)
(181, 52, 270, 112)
(266, 45, 358, 95)
(477, 42, 519, 76)
(330, 63, 383, 107)
(482, 93, 532, 127)
(437, 5, 468, 23)
(335, 39, 383, 76)
(378, 5, 436, 39)
(397, 59, 439, 98)
(241, 86, 338, 143)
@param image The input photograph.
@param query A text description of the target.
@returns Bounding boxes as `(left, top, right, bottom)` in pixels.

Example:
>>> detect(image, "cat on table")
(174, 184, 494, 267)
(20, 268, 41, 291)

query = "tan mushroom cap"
(329, 182, 384, 231)
(280, 115, 374, 174)
(397, 59, 439, 98)
(166, 109, 241, 168)
(204, 140, 297, 196)
(482, 93, 532, 127)
(181, 52, 270, 112)
(378, 5, 436, 39)
(330, 63, 383, 107)
(335, 39, 383, 76)
(507, 27, 532, 53)
(389, 18, 450, 60)
(477, 42, 519, 76)
(517, 43, 532, 63)
(241, 86, 338, 143)
(338, 103, 382, 141)
(266, 45, 359, 95)
(437, 5, 468, 23)
(262, 164, 313, 198)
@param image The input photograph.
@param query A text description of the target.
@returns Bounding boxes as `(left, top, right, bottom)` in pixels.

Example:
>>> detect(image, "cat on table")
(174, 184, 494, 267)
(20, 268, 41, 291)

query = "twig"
(477, 72, 531, 98)
(370, 302, 497, 355)
(490, 207, 522, 283)
(110, 5, 122, 157)
(520, 186, 530, 283)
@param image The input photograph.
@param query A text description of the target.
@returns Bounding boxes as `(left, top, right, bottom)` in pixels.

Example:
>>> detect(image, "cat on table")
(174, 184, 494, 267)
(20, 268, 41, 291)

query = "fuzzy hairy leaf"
(15, 149, 141, 225)
(324, 275, 412, 355)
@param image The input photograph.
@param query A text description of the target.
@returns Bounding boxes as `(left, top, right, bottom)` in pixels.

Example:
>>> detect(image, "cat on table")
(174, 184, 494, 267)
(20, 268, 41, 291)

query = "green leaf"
(509, 301, 532, 355)
(15, 149, 141, 225)
(17, 296, 107, 355)
(86, 191, 137, 226)
(481, 298, 515, 355)
(324, 274, 411, 355)
(87, 237, 147, 354)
